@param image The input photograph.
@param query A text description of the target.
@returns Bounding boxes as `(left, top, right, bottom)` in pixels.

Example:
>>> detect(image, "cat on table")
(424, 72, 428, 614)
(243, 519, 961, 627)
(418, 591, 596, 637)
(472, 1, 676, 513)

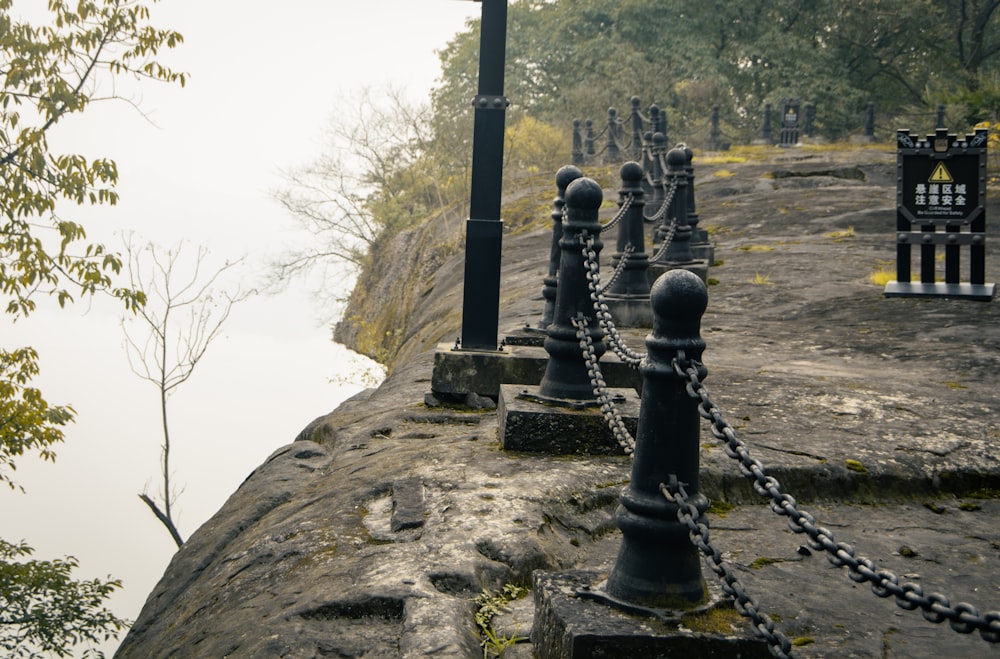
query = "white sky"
(2, 1, 482, 655)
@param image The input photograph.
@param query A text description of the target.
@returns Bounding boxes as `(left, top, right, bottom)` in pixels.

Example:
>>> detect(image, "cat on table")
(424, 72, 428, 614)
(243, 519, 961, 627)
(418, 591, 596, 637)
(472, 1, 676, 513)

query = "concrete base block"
(432, 344, 642, 399)
(498, 384, 639, 455)
(531, 570, 771, 659)
(691, 243, 715, 266)
(647, 259, 709, 286)
(601, 294, 653, 328)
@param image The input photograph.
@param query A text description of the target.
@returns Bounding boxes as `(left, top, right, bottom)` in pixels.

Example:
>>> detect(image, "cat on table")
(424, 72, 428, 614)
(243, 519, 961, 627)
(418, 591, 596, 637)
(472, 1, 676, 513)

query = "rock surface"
(116, 147, 1000, 658)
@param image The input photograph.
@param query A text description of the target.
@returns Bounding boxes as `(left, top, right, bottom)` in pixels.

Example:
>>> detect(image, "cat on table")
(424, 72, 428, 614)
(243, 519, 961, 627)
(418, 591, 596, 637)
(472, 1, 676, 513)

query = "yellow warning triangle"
(929, 162, 953, 182)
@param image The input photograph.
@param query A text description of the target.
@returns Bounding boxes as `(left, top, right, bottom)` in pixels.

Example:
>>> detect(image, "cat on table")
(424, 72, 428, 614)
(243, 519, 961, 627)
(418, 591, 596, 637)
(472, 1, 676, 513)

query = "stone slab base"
(647, 259, 709, 286)
(601, 294, 653, 328)
(498, 384, 639, 455)
(504, 324, 548, 347)
(432, 344, 642, 399)
(884, 281, 995, 301)
(531, 570, 771, 659)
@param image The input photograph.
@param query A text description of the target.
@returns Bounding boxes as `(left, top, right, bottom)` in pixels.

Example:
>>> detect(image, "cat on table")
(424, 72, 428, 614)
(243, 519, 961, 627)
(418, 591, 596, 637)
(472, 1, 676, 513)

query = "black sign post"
(886, 128, 994, 300)
(459, 0, 509, 350)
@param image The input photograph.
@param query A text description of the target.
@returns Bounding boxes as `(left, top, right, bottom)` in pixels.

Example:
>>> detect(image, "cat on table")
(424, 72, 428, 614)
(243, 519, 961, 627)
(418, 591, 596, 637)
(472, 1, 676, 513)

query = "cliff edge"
(116, 147, 1000, 658)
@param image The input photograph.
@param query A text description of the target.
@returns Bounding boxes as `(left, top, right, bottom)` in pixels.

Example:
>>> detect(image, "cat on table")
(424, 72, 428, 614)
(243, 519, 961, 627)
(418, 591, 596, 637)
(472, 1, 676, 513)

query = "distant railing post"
(760, 102, 773, 144)
(605, 107, 621, 163)
(709, 105, 721, 151)
(572, 119, 583, 165)
(630, 96, 643, 160)
(538, 165, 584, 330)
(864, 101, 875, 140)
(584, 119, 596, 163)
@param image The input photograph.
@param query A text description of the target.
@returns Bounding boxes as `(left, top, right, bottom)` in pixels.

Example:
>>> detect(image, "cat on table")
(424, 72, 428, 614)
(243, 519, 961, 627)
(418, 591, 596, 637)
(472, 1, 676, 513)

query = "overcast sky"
(3, 2, 482, 654)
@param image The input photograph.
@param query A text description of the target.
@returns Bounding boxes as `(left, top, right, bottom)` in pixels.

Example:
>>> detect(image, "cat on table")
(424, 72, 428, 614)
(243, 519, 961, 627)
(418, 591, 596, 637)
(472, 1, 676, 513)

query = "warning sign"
(898, 129, 985, 225)
(929, 162, 953, 183)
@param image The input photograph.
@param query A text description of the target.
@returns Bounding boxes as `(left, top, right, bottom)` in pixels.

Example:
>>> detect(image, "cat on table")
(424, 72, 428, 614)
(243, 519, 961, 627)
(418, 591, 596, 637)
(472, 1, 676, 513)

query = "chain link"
(662, 480, 794, 658)
(648, 214, 679, 263)
(597, 242, 634, 295)
(579, 232, 645, 368)
(670, 352, 1000, 646)
(600, 193, 633, 234)
(642, 175, 678, 223)
(570, 314, 635, 455)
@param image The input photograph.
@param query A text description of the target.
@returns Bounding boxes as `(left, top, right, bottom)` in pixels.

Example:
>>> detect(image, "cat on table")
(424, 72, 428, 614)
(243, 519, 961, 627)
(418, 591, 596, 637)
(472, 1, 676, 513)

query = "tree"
(274, 86, 465, 311)
(1, 0, 184, 654)
(121, 236, 252, 548)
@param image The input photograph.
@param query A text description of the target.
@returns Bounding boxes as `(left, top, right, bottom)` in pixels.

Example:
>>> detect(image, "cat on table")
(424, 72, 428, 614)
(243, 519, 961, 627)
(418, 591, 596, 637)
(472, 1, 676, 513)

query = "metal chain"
(579, 232, 645, 368)
(597, 242, 634, 295)
(600, 193, 633, 234)
(649, 213, 679, 262)
(662, 480, 794, 659)
(570, 314, 635, 455)
(642, 175, 678, 223)
(671, 352, 1000, 646)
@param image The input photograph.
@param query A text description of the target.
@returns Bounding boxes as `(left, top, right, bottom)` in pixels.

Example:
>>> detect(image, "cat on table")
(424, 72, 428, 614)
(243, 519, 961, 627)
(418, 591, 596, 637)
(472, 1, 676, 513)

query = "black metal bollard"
(864, 101, 875, 140)
(643, 131, 666, 212)
(605, 107, 621, 163)
(538, 165, 584, 330)
(936, 104, 946, 129)
(537, 177, 605, 401)
(584, 119, 596, 162)
(680, 144, 711, 263)
(760, 102, 773, 143)
(709, 105, 721, 151)
(604, 268, 709, 609)
(605, 162, 650, 298)
(653, 147, 694, 264)
(630, 96, 643, 160)
(804, 103, 815, 138)
(649, 104, 663, 139)
(572, 119, 583, 165)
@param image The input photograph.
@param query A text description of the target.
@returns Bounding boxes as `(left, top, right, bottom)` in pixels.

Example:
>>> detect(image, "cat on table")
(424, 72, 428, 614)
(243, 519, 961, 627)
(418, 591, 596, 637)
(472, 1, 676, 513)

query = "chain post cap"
(653, 132, 667, 147)
(650, 269, 708, 338)
(555, 164, 584, 191)
(667, 147, 687, 169)
(681, 143, 694, 162)
(620, 161, 643, 185)
(565, 177, 604, 212)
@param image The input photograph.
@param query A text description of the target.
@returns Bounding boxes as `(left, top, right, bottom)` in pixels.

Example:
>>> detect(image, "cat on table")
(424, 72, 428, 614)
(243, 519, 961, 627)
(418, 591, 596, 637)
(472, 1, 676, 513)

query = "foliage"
(1, 0, 184, 653)
(1, 540, 125, 658)
(121, 236, 253, 548)
(0, 347, 73, 491)
(473, 584, 528, 658)
(432, 0, 1000, 143)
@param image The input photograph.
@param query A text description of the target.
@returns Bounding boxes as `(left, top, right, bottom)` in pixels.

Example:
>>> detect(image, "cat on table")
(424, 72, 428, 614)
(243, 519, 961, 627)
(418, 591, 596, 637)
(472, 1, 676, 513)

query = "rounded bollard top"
(681, 144, 694, 162)
(653, 132, 667, 147)
(619, 161, 643, 185)
(565, 177, 603, 211)
(555, 165, 584, 191)
(650, 269, 707, 338)
(667, 146, 687, 169)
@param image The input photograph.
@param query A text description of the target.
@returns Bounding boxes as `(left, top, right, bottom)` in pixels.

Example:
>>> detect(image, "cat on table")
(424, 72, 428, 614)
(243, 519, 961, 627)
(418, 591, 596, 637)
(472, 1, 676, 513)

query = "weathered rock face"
(117, 149, 1000, 658)
(116, 353, 633, 658)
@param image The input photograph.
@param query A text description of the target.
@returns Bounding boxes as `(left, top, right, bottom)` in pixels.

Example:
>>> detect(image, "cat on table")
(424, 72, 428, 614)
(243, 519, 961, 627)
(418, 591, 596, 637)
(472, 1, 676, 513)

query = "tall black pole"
(460, 0, 508, 350)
